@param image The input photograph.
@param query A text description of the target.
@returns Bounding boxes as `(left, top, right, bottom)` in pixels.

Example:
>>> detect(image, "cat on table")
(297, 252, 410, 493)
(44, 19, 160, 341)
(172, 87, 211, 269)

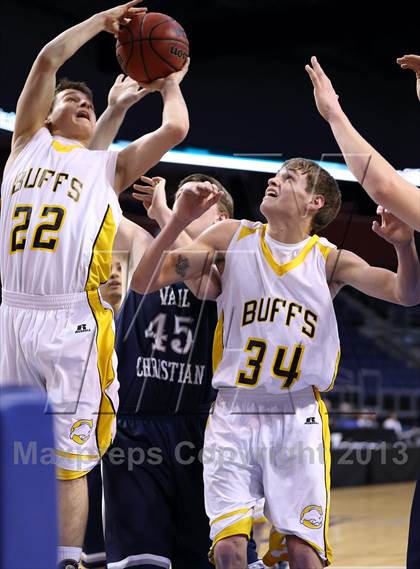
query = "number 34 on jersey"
(237, 337, 305, 390)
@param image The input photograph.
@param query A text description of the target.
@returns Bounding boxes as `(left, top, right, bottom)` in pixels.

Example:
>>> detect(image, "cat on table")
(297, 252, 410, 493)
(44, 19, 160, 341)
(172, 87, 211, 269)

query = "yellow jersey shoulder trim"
(317, 241, 334, 260)
(51, 140, 84, 153)
(237, 225, 259, 242)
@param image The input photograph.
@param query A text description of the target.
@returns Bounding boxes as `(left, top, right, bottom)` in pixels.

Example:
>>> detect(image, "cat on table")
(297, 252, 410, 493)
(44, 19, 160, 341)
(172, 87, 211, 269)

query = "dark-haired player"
(131, 159, 419, 569)
(81, 174, 261, 569)
(0, 2, 189, 568)
(103, 174, 233, 569)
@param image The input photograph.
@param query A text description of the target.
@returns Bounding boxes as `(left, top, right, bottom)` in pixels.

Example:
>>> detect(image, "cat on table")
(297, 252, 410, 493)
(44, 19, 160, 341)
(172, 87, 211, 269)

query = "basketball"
(116, 12, 189, 84)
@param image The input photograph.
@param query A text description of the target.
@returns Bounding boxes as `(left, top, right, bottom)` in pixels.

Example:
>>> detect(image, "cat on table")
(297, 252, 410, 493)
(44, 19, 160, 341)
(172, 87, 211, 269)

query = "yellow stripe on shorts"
(87, 289, 116, 457)
(313, 387, 333, 565)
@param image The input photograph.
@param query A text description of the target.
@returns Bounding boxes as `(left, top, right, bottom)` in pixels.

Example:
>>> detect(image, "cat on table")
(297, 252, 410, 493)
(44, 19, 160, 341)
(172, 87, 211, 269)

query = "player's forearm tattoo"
(175, 254, 190, 277)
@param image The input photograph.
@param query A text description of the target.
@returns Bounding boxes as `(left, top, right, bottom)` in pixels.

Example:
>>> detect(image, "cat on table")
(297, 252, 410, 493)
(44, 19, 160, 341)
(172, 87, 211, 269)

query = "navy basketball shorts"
(81, 463, 106, 569)
(99, 414, 260, 569)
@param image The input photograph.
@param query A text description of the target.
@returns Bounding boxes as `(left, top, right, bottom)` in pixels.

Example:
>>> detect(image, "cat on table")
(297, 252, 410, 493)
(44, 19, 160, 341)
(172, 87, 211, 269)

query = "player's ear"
(308, 194, 325, 212)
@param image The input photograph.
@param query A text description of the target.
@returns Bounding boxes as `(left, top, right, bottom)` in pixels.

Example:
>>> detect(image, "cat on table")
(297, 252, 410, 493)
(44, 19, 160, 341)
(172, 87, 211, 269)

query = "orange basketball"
(116, 12, 189, 83)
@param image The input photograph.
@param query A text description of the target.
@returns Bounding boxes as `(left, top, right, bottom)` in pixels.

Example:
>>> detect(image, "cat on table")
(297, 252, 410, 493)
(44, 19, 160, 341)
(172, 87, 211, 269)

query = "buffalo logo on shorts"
(70, 419, 93, 445)
(300, 505, 323, 529)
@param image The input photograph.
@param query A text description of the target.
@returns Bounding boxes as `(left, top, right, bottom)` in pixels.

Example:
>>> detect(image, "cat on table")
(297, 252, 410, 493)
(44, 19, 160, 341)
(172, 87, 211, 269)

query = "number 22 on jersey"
(10, 204, 66, 254)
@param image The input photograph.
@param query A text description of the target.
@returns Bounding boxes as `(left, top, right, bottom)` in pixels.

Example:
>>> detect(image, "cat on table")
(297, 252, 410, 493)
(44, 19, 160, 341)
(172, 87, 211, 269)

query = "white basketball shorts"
(0, 289, 119, 480)
(203, 387, 332, 565)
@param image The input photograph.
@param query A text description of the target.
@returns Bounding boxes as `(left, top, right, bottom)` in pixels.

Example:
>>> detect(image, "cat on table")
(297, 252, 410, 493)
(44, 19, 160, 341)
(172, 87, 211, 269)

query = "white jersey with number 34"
(0, 128, 122, 295)
(212, 220, 341, 393)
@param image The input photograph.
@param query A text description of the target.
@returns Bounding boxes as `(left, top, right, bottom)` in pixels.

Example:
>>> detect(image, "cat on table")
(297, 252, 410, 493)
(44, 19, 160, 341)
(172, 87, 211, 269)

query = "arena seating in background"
(329, 294, 420, 419)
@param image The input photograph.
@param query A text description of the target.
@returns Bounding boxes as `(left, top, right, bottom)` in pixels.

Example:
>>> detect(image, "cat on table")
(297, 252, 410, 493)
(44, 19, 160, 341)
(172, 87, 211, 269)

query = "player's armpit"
(113, 217, 153, 273)
(328, 248, 417, 306)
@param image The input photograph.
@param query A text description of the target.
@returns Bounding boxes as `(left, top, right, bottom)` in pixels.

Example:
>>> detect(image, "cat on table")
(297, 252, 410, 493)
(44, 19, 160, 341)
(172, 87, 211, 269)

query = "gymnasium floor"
(255, 482, 415, 568)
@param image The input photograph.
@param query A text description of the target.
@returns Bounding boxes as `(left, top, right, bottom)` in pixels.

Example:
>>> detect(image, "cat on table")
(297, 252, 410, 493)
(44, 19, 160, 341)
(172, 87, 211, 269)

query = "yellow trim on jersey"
(237, 225, 259, 242)
(316, 241, 334, 260)
(85, 205, 116, 291)
(313, 388, 333, 566)
(56, 467, 90, 480)
(211, 508, 251, 526)
(54, 449, 100, 461)
(260, 226, 320, 277)
(87, 289, 117, 458)
(51, 140, 84, 153)
(212, 310, 224, 373)
(324, 349, 341, 392)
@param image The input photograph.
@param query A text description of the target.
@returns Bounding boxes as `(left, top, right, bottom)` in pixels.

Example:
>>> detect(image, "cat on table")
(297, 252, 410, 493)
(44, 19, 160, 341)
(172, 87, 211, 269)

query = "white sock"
(57, 546, 82, 563)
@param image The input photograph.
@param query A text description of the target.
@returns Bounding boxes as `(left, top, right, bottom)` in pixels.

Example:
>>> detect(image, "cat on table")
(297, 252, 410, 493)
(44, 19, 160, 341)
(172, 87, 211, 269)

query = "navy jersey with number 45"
(115, 283, 217, 416)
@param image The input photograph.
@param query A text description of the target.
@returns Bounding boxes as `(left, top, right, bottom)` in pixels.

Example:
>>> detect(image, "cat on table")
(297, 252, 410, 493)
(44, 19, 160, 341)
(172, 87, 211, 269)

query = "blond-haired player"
(129, 159, 420, 569)
(0, 2, 189, 568)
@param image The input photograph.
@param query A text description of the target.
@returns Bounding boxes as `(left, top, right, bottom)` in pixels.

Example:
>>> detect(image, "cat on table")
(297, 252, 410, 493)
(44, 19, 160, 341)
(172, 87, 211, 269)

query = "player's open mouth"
(76, 111, 90, 120)
(265, 188, 278, 198)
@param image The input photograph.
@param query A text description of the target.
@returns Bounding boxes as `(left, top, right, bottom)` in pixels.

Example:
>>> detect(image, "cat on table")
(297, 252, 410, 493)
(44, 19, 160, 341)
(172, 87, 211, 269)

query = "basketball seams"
(116, 12, 189, 83)
(139, 13, 151, 83)
(116, 23, 135, 74)
(116, 38, 189, 48)
(147, 15, 187, 77)
(148, 17, 175, 35)
(148, 17, 188, 47)
(149, 41, 179, 74)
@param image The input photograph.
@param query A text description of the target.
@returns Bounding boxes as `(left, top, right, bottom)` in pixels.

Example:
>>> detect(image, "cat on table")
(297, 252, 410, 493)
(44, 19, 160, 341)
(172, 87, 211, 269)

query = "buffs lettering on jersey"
(11, 167, 83, 203)
(242, 297, 318, 339)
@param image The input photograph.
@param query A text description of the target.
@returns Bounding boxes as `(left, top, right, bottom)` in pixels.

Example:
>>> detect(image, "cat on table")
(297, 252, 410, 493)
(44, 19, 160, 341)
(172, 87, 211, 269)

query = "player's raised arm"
(305, 56, 420, 231)
(90, 74, 154, 150)
(397, 54, 420, 101)
(113, 62, 190, 194)
(327, 207, 420, 306)
(11, 1, 146, 158)
(131, 184, 237, 294)
(133, 176, 223, 299)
